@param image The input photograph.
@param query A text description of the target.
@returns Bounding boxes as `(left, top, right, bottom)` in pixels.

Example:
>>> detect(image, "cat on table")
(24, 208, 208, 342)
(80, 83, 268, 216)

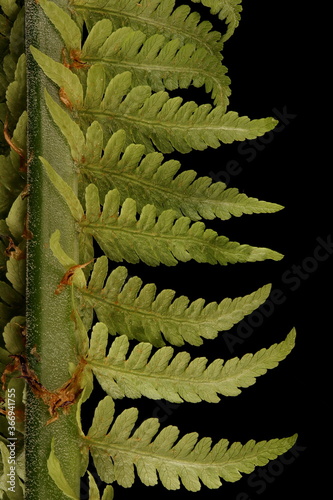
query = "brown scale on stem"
(55, 260, 94, 295)
(1, 354, 87, 425)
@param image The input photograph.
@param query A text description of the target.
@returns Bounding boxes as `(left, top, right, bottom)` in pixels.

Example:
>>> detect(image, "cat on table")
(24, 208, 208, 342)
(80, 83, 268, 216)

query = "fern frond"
(29, 45, 83, 108)
(31, 51, 277, 154)
(81, 184, 283, 267)
(71, 0, 224, 58)
(45, 165, 283, 269)
(0, 279, 24, 332)
(78, 256, 272, 347)
(0, 3, 25, 150)
(41, 159, 283, 267)
(191, 0, 242, 41)
(0, 0, 20, 20)
(80, 69, 277, 154)
(86, 328, 296, 402)
(38, 0, 230, 107)
(81, 22, 230, 108)
(5, 52, 26, 124)
(44, 94, 283, 221)
(47, 438, 80, 500)
(84, 395, 297, 491)
(0, 112, 26, 217)
(87, 472, 114, 500)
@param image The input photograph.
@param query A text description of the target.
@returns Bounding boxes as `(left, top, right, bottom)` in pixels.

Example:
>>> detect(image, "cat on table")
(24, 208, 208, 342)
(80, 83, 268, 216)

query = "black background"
(82, 1, 330, 499)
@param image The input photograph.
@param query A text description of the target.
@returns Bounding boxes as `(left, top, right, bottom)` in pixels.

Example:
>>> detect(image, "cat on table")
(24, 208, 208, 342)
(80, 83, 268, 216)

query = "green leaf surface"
(5, 192, 26, 241)
(190, 0, 243, 41)
(3, 315, 25, 354)
(79, 256, 273, 346)
(40, 157, 84, 221)
(44, 90, 85, 161)
(87, 329, 296, 402)
(47, 439, 80, 500)
(44, 103, 283, 221)
(5, 53, 26, 123)
(72, 0, 224, 58)
(0, 0, 20, 20)
(29, 46, 83, 108)
(38, 0, 82, 51)
(39, 62, 277, 154)
(80, 185, 283, 267)
(83, 401, 297, 491)
(78, 70, 277, 154)
(80, 21, 230, 107)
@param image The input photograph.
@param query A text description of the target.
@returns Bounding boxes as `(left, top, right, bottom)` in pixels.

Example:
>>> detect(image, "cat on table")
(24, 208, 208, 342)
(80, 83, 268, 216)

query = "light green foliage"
(31, 50, 277, 154)
(77, 256, 272, 346)
(38, 0, 230, 107)
(47, 439, 80, 500)
(0, 0, 298, 498)
(71, 0, 224, 58)
(190, 0, 242, 40)
(85, 328, 296, 402)
(45, 92, 283, 220)
(82, 395, 297, 491)
(41, 160, 283, 267)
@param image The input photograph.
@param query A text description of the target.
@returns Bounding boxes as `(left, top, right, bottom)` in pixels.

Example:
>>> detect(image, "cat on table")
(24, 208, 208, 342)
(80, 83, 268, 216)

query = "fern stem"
(25, 1, 81, 498)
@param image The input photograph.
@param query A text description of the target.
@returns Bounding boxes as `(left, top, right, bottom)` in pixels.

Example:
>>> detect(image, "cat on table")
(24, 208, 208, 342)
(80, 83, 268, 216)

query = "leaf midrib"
(81, 220, 253, 262)
(85, 434, 271, 471)
(81, 284, 240, 329)
(88, 354, 262, 389)
(82, 54, 228, 96)
(79, 108, 248, 135)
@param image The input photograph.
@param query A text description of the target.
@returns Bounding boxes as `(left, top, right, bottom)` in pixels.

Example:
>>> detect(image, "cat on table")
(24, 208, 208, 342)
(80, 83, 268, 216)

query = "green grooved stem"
(25, 1, 81, 498)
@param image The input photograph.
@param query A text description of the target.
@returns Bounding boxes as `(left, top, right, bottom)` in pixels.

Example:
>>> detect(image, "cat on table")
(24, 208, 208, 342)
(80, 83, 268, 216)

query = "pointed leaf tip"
(40, 156, 84, 221)
(47, 438, 80, 499)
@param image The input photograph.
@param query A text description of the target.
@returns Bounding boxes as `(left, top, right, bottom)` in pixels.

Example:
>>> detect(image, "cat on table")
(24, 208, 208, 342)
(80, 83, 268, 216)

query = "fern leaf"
(0, 0, 20, 20)
(5, 191, 26, 241)
(32, 51, 277, 153)
(79, 184, 283, 267)
(5, 52, 26, 124)
(0, 279, 24, 332)
(87, 472, 114, 500)
(5, 243, 25, 296)
(78, 256, 272, 346)
(86, 328, 296, 402)
(191, 0, 243, 41)
(80, 22, 230, 108)
(29, 46, 83, 108)
(84, 396, 297, 490)
(38, 1, 230, 107)
(0, 111, 26, 217)
(3, 316, 26, 354)
(79, 69, 277, 154)
(41, 160, 283, 268)
(72, 0, 224, 59)
(45, 94, 283, 221)
(37, 0, 82, 51)
(39, 157, 84, 222)
(47, 439, 80, 500)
